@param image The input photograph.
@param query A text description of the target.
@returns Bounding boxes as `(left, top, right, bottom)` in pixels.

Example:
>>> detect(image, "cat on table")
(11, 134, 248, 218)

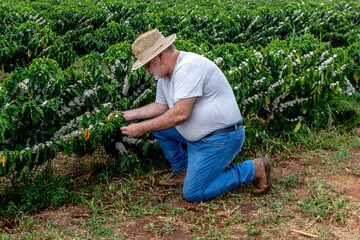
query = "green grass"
(0, 169, 84, 220)
(80, 216, 116, 238)
(278, 174, 305, 188)
(298, 181, 355, 225)
(144, 217, 175, 238)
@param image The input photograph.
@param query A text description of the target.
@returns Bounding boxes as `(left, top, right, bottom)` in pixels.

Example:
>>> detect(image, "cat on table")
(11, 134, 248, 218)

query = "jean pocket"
(201, 134, 227, 145)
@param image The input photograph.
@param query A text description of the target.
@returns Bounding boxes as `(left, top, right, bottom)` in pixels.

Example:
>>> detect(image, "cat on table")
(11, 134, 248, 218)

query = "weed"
(0, 169, 84, 219)
(245, 225, 261, 235)
(196, 217, 205, 224)
(83, 197, 99, 215)
(184, 211, 196, 223)
(198, 201, 219, 211)
(262, 232, 271, 239)
(194, 224, 229, 240)
(144, 217, 175, 238)
(299, 182, 354, 225)
(322, 148, 354, 165)
(306, 166, 316, 176)
(167, 206, 185, 217)
(221, 210, 247, 226)
(352, 163, 360, 176)
(186, 224, 201, 233)
(279, 174, 305, 188)
(80, 216, 115, 238)
(16, 213, 35, 231)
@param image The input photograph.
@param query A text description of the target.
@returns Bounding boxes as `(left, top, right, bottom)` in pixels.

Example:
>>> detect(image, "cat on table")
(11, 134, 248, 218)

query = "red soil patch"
(273, 160, 304, 179)
(346, 178, 360, 202)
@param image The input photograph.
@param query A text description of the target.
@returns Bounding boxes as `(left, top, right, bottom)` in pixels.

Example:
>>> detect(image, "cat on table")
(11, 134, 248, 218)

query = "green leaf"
(34, 104, 44, 118)
(294, 121, 301, 133)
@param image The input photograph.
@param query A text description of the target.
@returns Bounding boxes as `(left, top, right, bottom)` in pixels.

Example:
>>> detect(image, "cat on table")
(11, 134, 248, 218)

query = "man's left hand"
(120, 123, 145, 138)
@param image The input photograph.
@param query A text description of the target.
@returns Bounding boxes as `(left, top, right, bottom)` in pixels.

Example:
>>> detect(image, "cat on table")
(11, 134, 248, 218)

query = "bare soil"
(2, 146, 360, 239)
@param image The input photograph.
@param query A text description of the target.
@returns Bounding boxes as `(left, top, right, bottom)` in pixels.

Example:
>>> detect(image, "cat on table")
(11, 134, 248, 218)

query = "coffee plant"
(0, 0, 359, 175)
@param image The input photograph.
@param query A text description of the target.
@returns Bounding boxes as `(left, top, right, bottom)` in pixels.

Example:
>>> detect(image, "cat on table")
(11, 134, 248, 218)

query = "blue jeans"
(152, 121, 255, 203)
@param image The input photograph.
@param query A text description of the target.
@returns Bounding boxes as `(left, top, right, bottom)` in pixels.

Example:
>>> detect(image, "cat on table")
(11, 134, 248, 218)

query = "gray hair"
(164, 44, 176, 53)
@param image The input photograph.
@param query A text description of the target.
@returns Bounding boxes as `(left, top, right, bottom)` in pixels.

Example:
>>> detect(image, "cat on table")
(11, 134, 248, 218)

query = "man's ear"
(156, 51, 164, 65)
(159, 51, 165, 60)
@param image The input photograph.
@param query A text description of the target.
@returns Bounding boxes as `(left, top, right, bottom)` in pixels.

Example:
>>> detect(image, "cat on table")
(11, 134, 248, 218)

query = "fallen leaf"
(157, 194, 167, 202)
(187, 205, 200, 211)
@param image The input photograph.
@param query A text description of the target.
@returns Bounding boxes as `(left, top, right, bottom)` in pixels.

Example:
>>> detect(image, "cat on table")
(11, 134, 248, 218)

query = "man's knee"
(183, 185, 203, 203)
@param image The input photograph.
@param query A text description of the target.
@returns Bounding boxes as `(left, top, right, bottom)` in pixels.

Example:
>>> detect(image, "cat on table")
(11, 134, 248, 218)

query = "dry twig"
(290, 228, 319, 239)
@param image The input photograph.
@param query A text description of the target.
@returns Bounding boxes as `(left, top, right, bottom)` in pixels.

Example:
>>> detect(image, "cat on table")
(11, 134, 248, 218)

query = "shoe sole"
(263, 155, 271, 193)
(253, 156, 271, 194)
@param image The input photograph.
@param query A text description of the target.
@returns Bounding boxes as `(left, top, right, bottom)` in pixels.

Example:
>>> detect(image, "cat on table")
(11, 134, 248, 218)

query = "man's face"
(144, 53, 166, 79)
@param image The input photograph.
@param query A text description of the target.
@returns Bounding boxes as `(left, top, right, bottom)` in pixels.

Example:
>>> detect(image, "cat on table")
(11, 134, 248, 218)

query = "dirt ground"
(2, 144, 360, 239)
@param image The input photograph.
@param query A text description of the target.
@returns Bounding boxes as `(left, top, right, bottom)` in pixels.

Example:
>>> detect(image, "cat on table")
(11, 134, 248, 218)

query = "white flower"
(84, 89, 94, 97)
(122, 75, 130, 96)
(254, 51, 263, 59)
(74, 97, 81, 105)
(214, 57, 223, 65)
(247, 16, 259, 30)
(115, 142, 127, 153)
(18, 82, 29, 92)
(103, 102, 112, 108)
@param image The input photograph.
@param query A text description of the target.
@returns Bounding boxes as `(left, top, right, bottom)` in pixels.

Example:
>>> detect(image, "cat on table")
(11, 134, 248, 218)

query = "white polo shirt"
(155, 51, 241, 141)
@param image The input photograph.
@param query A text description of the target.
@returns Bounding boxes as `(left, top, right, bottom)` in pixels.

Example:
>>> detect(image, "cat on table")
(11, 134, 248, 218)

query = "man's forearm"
(139, 107, 186, 134)
(123, 102, 169, 121)
(137, 97, 196, 134)
(120, 97, 196, 138)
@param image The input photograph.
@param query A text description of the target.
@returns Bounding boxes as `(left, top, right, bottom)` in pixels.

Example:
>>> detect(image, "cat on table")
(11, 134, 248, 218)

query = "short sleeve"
(155, 80, 167, 104)
(173, 63, 204, 102)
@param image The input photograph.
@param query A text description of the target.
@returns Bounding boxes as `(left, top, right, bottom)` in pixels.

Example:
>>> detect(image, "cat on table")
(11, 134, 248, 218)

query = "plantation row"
(1, 0, 359, 71)
(0, 0, 359, 175)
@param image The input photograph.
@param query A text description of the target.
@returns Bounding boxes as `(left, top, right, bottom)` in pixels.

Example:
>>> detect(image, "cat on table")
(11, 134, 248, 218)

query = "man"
(118, 29, 270, 203)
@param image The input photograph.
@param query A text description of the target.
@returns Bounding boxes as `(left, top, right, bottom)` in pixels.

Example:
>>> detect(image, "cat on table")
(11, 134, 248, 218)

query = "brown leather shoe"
(252, 156, 271, 194)
(158, 169, 187, 186)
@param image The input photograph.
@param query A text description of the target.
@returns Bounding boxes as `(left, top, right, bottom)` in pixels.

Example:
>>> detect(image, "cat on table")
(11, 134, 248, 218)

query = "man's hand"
(107, 111, 137, 121)
(107, 111, 120, 119)
(121, 123, 145, 138)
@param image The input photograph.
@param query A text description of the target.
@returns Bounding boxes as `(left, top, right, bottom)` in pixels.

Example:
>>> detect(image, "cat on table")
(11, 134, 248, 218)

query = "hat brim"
(131, 34, 176, 71)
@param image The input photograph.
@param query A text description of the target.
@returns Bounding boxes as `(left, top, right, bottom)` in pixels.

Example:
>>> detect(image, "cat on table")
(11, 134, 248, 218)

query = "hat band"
(137, 36, 167, 61)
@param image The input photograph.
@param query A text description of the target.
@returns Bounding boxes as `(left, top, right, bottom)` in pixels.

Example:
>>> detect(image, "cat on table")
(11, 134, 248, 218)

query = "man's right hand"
(107, 110, 138, 121)
(107, 111, 120, 120)
(108, 103, 168, 122)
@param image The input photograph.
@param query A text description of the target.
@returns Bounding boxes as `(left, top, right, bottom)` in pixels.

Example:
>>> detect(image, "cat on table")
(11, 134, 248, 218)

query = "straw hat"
(131, 29, 176, 70)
